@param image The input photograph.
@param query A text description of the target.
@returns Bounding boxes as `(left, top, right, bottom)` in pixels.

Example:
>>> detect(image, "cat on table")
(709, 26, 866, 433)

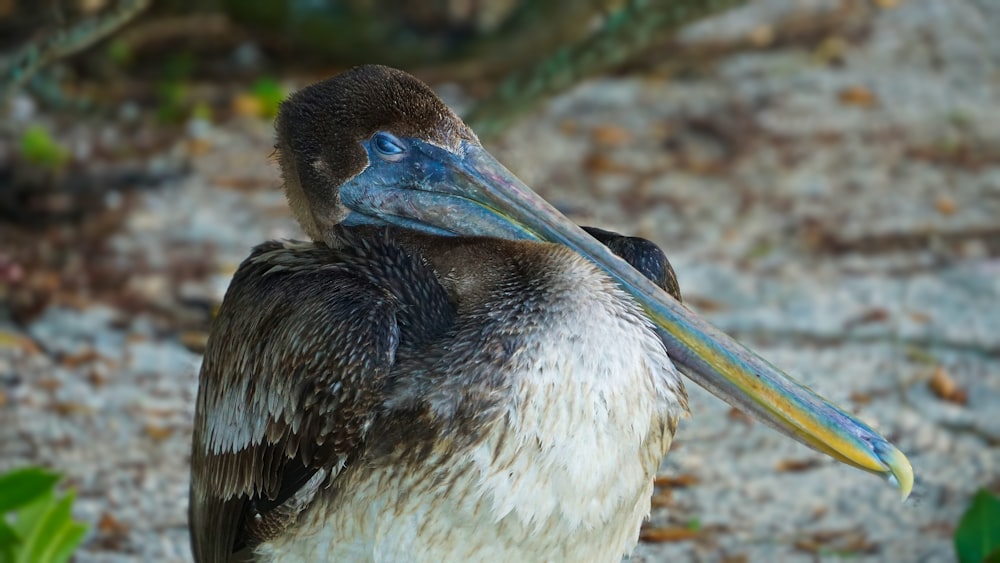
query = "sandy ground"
(2, 0, 999, 561)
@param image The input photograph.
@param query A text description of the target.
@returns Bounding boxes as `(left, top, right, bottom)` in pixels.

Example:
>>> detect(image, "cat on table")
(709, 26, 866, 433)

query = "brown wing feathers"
(190, 235, 449, 561)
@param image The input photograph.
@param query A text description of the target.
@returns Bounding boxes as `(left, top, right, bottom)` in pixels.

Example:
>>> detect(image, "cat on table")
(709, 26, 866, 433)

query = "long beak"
(457, 142, 911, 498)
(343, 139, 912, 499)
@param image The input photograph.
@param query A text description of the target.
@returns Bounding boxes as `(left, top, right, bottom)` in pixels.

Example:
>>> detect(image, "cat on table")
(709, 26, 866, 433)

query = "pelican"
(189, 65, 911, 562)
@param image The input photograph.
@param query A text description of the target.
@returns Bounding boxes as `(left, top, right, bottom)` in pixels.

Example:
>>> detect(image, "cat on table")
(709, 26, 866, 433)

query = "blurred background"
(1, 0, 999, 561)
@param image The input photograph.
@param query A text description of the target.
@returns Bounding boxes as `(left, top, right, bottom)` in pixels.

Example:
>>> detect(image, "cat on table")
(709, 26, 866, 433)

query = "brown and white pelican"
(189, 65, 911, 562)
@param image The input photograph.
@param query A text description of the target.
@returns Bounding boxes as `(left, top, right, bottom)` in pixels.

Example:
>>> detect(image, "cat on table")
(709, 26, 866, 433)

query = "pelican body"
(190, 66, 911, 562)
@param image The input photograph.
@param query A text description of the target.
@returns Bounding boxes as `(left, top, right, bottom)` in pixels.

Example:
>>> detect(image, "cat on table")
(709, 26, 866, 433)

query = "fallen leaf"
(843, 308, 890, 329)
(654, 474, 700, 488)
(127, 332, 150, 344)
(0, 330, 40, 353)
(650, 491, 673, 508)
(98, 511, 129, 535)
(814, 36, 848, 64)
(591, 124, 632, 146)
(88, 368, 110, 386)
(935, 195, 957, 215)
(583, 153, 629, 174)
(850, 391, 872, 405)
(180, 331, 210, 354)
(748, 25, 775, 48)
(794, 529, 876, 554)
(558, 119, 578, 136)
(686, 296, 725, 313)
(51, 402, 94, 415)
(727, 407, 752, 424)
(144, 424, 174, 441)
(232, 93, 263, 118)
(213, 176, 268, 191)
(775, 458, 822, 473)
(838, 86, 879, 107)
(186, 138, 213, 156)
(37, 378, 61, 392)
(928, 366, 967, 405)
(61, 348, 102, 368)
(141, 406, 181, 418)
(639, 526, 700, 543)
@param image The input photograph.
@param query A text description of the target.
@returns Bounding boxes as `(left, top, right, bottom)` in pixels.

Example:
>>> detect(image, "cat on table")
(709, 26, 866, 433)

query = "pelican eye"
(372, 132, 407, 162)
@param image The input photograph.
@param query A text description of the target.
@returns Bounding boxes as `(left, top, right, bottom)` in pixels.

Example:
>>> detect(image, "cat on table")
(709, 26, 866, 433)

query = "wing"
(582, 226, 681, 301)
(189, 240, 402, 562)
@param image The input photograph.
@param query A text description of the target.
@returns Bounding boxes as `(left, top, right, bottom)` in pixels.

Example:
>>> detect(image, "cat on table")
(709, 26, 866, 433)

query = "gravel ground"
(2, 0, 999, 561)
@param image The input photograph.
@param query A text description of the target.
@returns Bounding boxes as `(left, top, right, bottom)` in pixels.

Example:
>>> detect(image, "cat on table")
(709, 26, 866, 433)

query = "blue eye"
(372, 132, 407, 161)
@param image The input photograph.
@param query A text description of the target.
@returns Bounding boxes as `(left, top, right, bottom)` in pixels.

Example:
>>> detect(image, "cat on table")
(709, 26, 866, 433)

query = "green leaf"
(955, 489, 1000, 563)
(35, 490, 87, 563)
(19, 487, 78, 563)
(106, 38, 133, 66)
(18, 126, 70, 168)
(46, 521, 87, 563)
(0, 468, 87, 563)
(0, 521, 18, 562)
(156, 81, 189, 124)
(0, 468, 60, 513)
(10, 489, 53, 540)
(162, 53, 196, 80)
(192, 101, 214, 122)
(19, 127, 64, 167)
(15, 492, 57, 563)
(250, 78, 285, 119)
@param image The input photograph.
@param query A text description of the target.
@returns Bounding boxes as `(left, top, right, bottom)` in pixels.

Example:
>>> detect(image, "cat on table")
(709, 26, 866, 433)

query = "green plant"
(162, 53, 196, 81)
(19, 126, 69, 168)
(955, 489, 1000, 563)
(156, 80, 189, 124)
(105, 38, 133, 67)
(250, 78, 285, 119)
(0, 467, 88, 563)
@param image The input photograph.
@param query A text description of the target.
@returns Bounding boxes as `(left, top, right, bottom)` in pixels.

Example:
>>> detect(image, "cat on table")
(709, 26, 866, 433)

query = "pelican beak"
(340, 138, 913, 500)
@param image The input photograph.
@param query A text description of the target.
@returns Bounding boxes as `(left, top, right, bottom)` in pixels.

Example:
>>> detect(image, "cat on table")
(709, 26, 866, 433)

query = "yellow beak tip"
(883, 446, 914, 502)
